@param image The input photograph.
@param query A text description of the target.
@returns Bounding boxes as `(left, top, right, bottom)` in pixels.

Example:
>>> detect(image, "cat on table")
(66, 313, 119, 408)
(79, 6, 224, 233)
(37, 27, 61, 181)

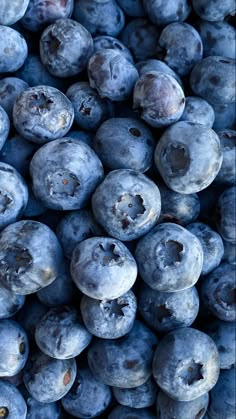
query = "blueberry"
(116, 0, 146, 17)
(214, 129, 236, 186)
(71, 236, 137, 300)
(0, 78, 29, 118)
(0, 220, 63, 294)
(0, 380, 27, 419)
(216, 186, 236, 243)
(0, 0, 30, 25)
(157, 23, 203, 76)
(201, 263, 235, 322)
(13, 85, 74, 144)
(57, 209, 103, 260)
(138, 283, 199, 332)
(40, 19, 94, 77)
(67, 129, 94, 147)
(93, 35, 134, 63)
(136, 59, 183, 87)
(23, 186, 46, 218)
(66, 81, 109, 131)
(0, 135, 37, 177)
(158, 183, 200, 225)
(223, 240, 236, 266)
(192, 0, 236, 21)
(21, 0, 74, 32)
(143, 0, 191, 26)
(108, 405, 157, 418)
(87, 320, 157, 388)
(24, 393, 61, 419)
(61, 366, 112, 418)
(23, 351, 77, 403)
(154, 121, 223, 194)
(208, 368, 235, 419)
(0, 163, 28, 230)
(16, 54, 64, 90)
(179, 96, 215, 128)
(135, 223, 203, 292)
(35, 305, 92, 359)
(133, 71, 185, 128)
(37, 260, 78, 307)
(203, 319, 235, 370)
(113, 376, 158, 408)
(153, 327, 220, 401)
(157, 390, 209, 419)
(73, 0, 125, 37)
(0, 319, 29, 377)
(88, 49, 139, 101)
(186, 222, 224, 275)
(93, 117, 155, 172)
(91, 169, 161, 241)
(80, 290, 137, 338)
(0, 26, 28, 73)
(30, 138, 104, 210)
(190, 56, 236, 106)
(16, 296, 48, 340)
(120, 19, 160, 61)
(0, 105, 10, 152)
(212, 102, 236, 131)
(0, 283, 25, 319)
(197, 21, 236, 60)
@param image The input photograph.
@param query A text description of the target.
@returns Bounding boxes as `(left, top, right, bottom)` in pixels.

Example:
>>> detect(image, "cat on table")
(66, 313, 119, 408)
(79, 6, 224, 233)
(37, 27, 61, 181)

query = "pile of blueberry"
(0, 0, 235, 418)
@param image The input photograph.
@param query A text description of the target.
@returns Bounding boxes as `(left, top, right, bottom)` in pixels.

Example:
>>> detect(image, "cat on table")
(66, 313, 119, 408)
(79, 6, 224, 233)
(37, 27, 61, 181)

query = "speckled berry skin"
(135, 223, 203, 292)
(214, 130, 236, 186)
(216, 186, 236, 243)
(73, 0, 125, 37)
(93, 35, 134, 63)
(208, 368, 235, 419)
(35, 305, 92, 359)
(143, 0, 191, 27)
(0, 163, 28, 230)
(186, 222, 224, 275)
(61, 367, 112, 418)
(0, 26, 28, 73)
(153, 327, 220, 401)
(0, 220, 63, 295)
(88, 49, 139, 101)
(21, 0, 74, 32)
(80, 290, 137, 339)
(113, 376, 158, 408)
(212, 102, 236, 131)
(201, 263, 235, 322)
(0, 105, 10, 152)
(0, 380, 27, 419)
(30, 138, 104, 211)
(138, 283, 199, 332)
(71, 236, 137, 300)
(157, 390, 209, 419)
(88, 320, 158, 388)
(203, 319, 235, 370)
(0, 319, 29, 377)
(179, 96, 215, 127)
(108, 406, 156, 419)
(157, 23, 203, 76)
(136, 59, 183, 87)
(13, 85, 74, 144)
(133, 71, 185, 128)
(192, 0, 235, 21)
(197, 21, 236, 60)
(154, 121, 223, 194)
(0, 0, 30, 25)
(0, 283, 25, 319)
(120, 18, 160, 61)
(16, 296, 48, 340)
(66, 81, 109, 131)
(92, 169, 161, 241)
(0, 78, 29, 119)
(0, 135, 37, 178)
(190, 56, 236, 105)
(116, 0, 146, 17)
(93, 117, 155, 172)
(23, 352, 76, 403)
(158, 183, 200, 225)
(40, 19, 94, 77)
(23, 393, 61, 419)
